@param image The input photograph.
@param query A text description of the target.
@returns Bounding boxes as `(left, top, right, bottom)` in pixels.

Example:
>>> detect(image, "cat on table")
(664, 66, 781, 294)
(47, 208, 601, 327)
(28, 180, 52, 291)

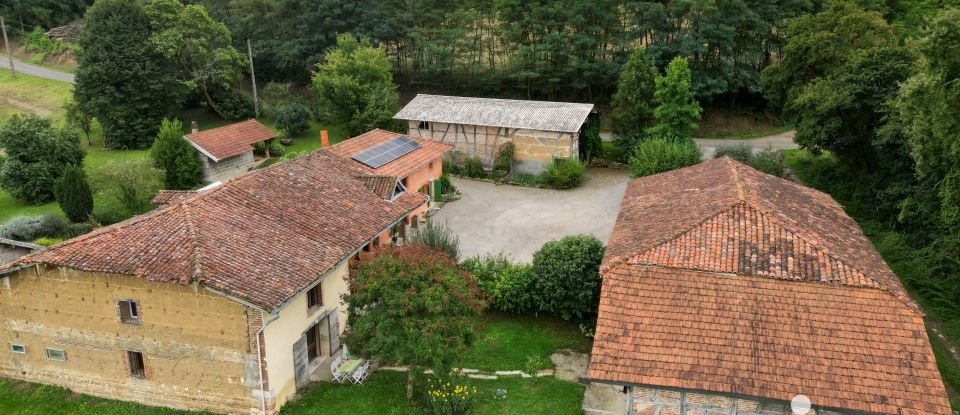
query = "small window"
(118, 300, 140, 324)
(128, 351, 146, 378)
(10, 344, 26, 354)
(45, 348, 65, 361)
(418, 120, 430, 130)
(306, 284, 323, 310)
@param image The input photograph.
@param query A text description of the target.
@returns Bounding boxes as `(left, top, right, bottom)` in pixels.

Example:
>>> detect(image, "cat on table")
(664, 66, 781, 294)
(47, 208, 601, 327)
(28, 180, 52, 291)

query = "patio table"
(338, 359, 362, 376)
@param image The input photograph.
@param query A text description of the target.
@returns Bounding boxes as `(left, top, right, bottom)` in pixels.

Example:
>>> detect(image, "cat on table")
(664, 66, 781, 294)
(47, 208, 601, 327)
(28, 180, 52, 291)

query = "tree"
(647, 57, 702, 139)
(64, 100, 93, 146)
(311, 33, 399, 136)
(145, 0, 246, 120)
(344, 246, 485, 400)
(74, 0, 181, 149)
(0, 114, 85, 204)
(54, 165, 93, 223)
(274, 103, 311, 137)
(610, 47, 657, 138)
(150, 119, 202, 190)
(531, 234, 605, 322)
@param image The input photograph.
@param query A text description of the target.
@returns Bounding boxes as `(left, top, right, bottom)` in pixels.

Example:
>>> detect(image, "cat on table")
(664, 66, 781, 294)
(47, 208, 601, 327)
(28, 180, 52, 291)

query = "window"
(10, 344, 25, 354)
(45, 348, 65, 361)
(118, 300, 140, 324)
(307, 284, 322, 310)
(127, 351, 145, 378)
(418, 120, 430, 130)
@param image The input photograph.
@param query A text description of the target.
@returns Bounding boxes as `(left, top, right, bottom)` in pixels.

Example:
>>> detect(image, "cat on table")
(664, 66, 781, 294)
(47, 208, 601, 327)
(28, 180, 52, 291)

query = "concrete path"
(433, 168, 630, 263)
(600, 130, 799, 158)
(1, 54, 75, 84)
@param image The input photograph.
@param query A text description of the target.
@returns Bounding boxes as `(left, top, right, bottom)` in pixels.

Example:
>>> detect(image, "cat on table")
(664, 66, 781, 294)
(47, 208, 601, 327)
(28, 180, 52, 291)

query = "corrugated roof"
(16, 151, 427, 310)
(394, 94, 594, 133)
(589, 158, 950, 414)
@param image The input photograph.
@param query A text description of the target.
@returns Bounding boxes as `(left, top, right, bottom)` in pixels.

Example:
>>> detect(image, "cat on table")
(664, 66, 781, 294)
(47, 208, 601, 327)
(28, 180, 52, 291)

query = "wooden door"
(328, 311, 341, 354)
(293, 334, 309, 389)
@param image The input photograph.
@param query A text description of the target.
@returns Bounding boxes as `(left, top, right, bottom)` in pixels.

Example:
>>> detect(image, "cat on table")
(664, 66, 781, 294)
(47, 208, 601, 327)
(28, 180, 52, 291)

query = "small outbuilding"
(394, 94, 593, 174)
(184, 119, 276, 183)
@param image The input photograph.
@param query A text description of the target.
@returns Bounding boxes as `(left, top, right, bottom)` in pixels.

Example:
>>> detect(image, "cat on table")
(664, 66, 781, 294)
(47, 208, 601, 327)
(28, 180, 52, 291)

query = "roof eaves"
(183, 135, 222, 162)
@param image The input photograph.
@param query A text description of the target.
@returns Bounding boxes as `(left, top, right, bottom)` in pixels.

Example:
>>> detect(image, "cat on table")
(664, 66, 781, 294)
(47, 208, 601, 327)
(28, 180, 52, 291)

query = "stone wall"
(631, 387, 848, 415)
(407, 120, 578, 175)
(0, 266, 259, 414)
(202, 151, 256, 183)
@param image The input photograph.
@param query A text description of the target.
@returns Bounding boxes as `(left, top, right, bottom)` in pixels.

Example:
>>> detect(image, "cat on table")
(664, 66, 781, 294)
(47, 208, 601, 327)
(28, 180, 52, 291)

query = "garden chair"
(330, 356, 346, 383)
(351, 361, 370, 384)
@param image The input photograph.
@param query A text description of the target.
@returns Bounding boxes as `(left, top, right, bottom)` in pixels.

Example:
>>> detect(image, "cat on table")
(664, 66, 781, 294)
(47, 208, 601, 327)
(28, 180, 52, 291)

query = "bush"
(0, 114, 86, 204)
(150, 119, 202, 190)
(751, 146, 787, 177)
(408, 220, 461, 261)
(629, 137, 702, 177)
(531, 234, 605, 322)
(214, 89, 255, 120)
(539, 158, 585, 189)
(0, 215, 68, 242)
(33, 237, 64, 247)
(53, 165, 94, 222)
(62, 222, 93, 238)
(25, 26, 63, 54)
(443, 154, 463, 176)
(274, 102, 312, 137)
(89, 159, 163, 215)
(461, 254, 537, 314)
(462, 156, 485, 178)
(425, 378, 477, 415)
(492, 142, 514, 178)
(253, 141, 267, 157)
(92, 205, 133, 226)
(512, 173, 541, 187)
(438, 174, 456, 194)
(268, 141, 286, 157)
(713, 144, 754, 164)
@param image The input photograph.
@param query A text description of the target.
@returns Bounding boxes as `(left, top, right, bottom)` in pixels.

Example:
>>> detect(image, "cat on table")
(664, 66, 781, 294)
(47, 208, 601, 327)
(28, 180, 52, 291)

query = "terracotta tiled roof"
(151, 190, 197, 206)
(589, 158, 950, 415)
(326, 129, 453, 179)
(185, 119, 275, 161)
(17, 151, 427, 310)
(356, 176, 398, 200)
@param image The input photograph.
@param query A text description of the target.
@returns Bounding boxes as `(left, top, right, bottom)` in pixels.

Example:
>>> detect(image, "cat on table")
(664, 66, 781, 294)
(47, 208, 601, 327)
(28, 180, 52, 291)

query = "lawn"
(0, 71, 72, 121)
(0, 379, 209, 415)
(460, 312, 593, 371)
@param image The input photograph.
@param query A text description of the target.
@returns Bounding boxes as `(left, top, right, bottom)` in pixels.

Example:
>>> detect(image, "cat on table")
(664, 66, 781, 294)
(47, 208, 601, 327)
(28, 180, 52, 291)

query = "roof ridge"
(181, 203, 203, 284)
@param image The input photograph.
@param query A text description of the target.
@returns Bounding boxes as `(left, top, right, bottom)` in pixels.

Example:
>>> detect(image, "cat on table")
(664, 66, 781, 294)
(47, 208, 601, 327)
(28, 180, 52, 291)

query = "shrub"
(438, 174, 456, 194)
(751, 145, 787, 177)
(62, 222, 93, 238)
(214, 89, 255, 120)
(0, 215, 68, 242)
(89, 159, 163, 215)
(462, 254, 510, 298)
(268, 141, 286, 157)
(150, 118, 202, 190)
(25, 26, 63, 54)
(539, 158, 586, 189)
(274, 102, 312, 137)
(0, 114, 86, 204)
(425, 378, 477, 415)
(253, 141, 267, 157)
(461, 254, 536, 313)
(713, 144, 754, 164)
(492, 142, 514, 178)
(92, 205, 133, 226)
(33, 237, 64, 247)
(629, 137, 702, 177)
(462, 156, 485, 178)
(409, 220, 461, 261)
(54, 165, 94, 223)
(531, 234, 605, 322)
(512, 173, 541, 187)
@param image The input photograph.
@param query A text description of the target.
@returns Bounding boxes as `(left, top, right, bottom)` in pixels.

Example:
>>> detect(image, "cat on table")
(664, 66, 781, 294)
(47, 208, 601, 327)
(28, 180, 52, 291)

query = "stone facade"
(0, 239, 41, 263)
(630, 387, 849, 415)
(201, 151, 256, 183)
(0, 266, 259, 414)
(407, 121, 579, 175)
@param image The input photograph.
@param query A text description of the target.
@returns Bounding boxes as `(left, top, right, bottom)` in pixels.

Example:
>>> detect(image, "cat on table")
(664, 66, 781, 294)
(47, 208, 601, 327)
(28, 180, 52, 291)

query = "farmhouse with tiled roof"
(0, 150, 429, 414)
(586, 158, 951, 415)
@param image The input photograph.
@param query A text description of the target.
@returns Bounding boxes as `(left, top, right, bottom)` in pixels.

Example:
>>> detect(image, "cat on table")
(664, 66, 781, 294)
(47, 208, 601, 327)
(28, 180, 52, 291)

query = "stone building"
(585, 158, 951, 415)
(185, 119, 276, 183)
(0, 238, 42, 264)
(394, 94, 593, 175)
(326, 128, 453, 229)
(0, 151, 429, 414)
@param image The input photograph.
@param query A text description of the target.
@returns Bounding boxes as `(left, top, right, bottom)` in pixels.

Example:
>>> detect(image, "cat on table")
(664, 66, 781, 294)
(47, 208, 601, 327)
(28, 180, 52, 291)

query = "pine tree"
(74, 0, 181, 149)
(150, 119, 203, 190)
(647, 57, 703, 139)
(610, 47, 658, 138)
(54, 165, 94, 223)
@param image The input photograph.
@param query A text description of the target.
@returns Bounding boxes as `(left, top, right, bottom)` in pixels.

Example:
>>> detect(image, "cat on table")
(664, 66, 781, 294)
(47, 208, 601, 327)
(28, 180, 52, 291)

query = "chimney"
(190, 121, 199, 134)
(320, 130, 329, 148)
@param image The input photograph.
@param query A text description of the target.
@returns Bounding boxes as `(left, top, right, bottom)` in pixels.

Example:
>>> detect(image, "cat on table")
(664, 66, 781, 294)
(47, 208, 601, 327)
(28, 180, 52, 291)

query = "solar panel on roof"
(352, 136, 421, 168)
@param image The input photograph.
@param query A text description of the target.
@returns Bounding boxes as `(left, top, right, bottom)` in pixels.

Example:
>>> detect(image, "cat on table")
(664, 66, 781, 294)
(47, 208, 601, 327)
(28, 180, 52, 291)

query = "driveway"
(1, 54, 75, 84)
(432, 168, 630, 263)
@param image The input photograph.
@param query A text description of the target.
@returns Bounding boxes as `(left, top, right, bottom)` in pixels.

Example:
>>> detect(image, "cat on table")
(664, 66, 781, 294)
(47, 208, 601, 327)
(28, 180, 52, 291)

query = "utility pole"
(1, 16, 14, 78)
(247, 39, 260, 118)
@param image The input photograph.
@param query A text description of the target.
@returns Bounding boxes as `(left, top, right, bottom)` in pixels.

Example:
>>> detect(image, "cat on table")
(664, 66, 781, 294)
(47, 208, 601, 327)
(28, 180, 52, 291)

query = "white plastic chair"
(351, 361, 370, 384)
(330, 356, 345, 383)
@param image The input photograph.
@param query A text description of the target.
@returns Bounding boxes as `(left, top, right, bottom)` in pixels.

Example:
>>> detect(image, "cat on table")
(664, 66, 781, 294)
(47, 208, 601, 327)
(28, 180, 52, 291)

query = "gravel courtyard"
(432, 168, 630, 263)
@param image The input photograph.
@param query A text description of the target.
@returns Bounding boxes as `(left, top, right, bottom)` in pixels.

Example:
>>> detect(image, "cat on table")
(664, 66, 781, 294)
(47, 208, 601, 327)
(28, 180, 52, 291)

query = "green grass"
(280, 371, 584, 415)
(460, 312, 593, 371)
(0, 379, 209, 415)
(0, 71, 72, 121)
